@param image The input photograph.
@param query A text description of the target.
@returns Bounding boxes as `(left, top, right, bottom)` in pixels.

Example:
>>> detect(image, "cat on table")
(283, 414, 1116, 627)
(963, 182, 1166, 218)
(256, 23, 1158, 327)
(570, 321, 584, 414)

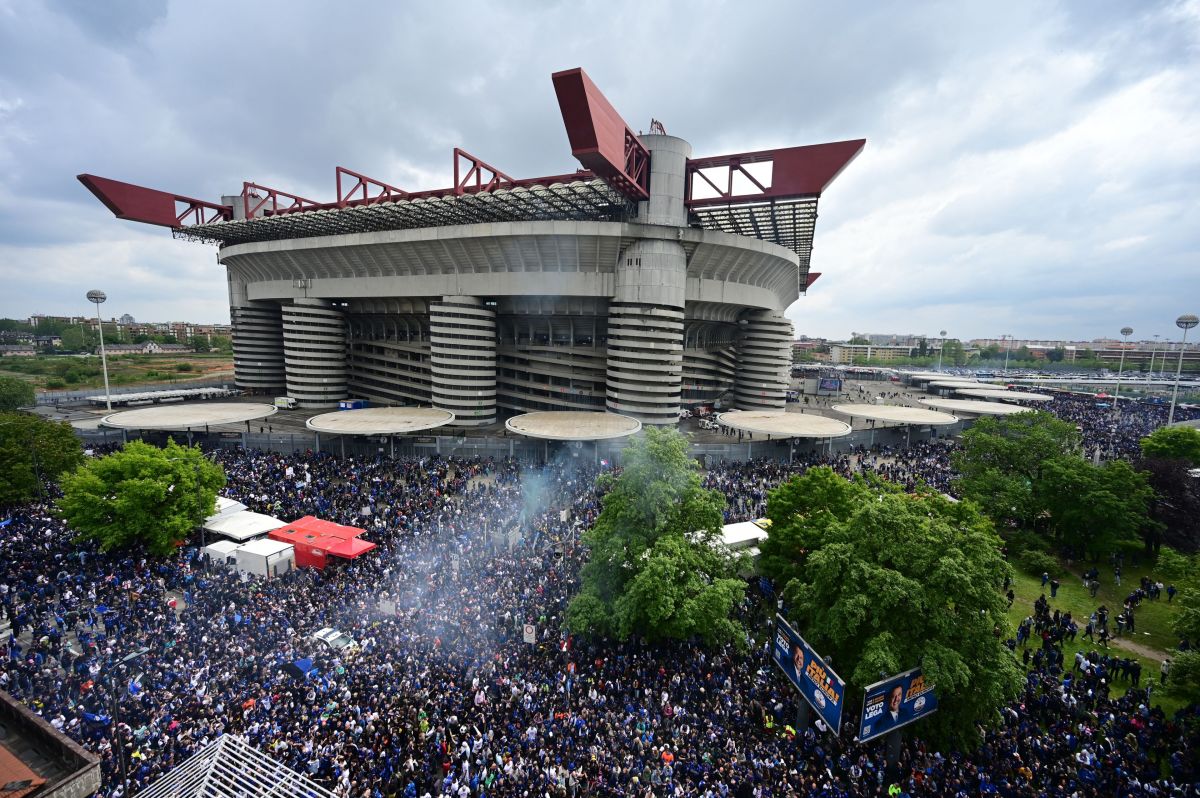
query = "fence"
(37, 379, 232, 406)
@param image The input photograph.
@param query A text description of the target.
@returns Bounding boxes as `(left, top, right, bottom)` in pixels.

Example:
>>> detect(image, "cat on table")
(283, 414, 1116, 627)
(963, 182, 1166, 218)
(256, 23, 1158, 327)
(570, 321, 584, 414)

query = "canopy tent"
(269, 516, 378, 569)
(202, 510, 287, 543)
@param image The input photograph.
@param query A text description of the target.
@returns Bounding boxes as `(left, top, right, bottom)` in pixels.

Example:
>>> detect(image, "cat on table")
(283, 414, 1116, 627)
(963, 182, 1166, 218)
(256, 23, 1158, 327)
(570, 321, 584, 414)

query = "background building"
(79, 69, 863, 424)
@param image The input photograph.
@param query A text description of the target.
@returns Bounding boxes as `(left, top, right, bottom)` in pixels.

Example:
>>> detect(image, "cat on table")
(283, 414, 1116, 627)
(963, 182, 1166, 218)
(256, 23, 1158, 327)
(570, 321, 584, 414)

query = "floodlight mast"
(87, 289, 112, 411)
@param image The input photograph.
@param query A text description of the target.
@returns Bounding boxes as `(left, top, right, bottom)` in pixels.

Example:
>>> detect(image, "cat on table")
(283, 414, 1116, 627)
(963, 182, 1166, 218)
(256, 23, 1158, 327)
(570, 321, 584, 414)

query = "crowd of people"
(0, 388, 1197, 798)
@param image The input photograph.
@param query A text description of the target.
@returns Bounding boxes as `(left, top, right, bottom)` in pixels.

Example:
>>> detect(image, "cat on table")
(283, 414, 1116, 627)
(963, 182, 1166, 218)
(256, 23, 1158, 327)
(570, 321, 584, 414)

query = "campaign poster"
(857, 667, 938, 742)
(772, 614, 845, 732)
(818, 377, 842, 393)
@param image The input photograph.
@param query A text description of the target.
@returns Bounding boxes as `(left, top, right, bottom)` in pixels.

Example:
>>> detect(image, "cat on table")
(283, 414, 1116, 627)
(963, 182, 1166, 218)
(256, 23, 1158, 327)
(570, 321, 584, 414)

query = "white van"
(274, 397, 297, 410)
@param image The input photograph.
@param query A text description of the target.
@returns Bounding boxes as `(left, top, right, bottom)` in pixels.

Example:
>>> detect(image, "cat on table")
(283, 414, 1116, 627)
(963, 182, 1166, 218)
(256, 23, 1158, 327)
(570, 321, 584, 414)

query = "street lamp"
(1112, 327, 1132, 418)
(87, 290, 112, 411)
(1148, 334, 1160, 384)
(1002, 334, 1013, 375)
(937, 330, 947, 371)
(1168, 314, 1198, 426)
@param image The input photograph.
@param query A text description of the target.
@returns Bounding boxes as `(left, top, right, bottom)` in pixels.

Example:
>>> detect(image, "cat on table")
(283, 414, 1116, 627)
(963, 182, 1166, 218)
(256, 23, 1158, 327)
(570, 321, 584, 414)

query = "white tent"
(210, 496, 247, 518)
(201, 540, 241, 566)
(721, 520, 770, 552)
(235, 538, 295, 579)
(203, 510, 286, 543)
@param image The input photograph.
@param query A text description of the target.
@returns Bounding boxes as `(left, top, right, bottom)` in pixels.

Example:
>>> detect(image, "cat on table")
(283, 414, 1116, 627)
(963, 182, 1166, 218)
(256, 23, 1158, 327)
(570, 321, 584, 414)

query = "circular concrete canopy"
(905, 372, 962, 381)
(101, 402, 277, 430)
(954, 388, 1053, 402)
(919, 398, 1034, 416)
(504, 411, 642, 441)
(926, 380, 982, 389)
(306, 407, 455, 435)
(832, 403, 959, 426)
(716, 411, 852, 439)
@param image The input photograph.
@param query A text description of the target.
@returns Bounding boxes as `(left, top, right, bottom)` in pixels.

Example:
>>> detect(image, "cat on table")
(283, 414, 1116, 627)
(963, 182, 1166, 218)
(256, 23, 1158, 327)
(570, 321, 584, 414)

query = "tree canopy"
(762, 467, 1022, 746)
(0, 376, 36, 411)
(57, 439, 225, 555)
(566, 427, 745, 646)
(1036, 457, 1154, 556)
(1141, 426, 1200, 465)
(953, 411, 1080, 528)
(0, 411, 83, 507)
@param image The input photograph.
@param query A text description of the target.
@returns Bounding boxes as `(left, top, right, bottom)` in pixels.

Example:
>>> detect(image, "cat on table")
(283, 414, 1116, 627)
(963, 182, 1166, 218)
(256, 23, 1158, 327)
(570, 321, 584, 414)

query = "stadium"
(79, 68, 863, 426)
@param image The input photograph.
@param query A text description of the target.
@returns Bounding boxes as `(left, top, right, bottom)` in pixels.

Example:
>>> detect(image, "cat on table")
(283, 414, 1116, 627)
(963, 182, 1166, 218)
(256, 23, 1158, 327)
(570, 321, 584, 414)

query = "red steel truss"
(242, 183, 322, 220)
(77, 174, 232, 228)
(684, 141, 865, 207)
(453, 149, 515, 196)
(336, 167, 408, 207)
(551, 68, 650, 202)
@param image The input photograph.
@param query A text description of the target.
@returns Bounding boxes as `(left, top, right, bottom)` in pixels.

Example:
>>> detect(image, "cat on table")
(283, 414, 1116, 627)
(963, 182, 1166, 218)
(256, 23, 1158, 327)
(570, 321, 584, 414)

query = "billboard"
(857, 667, 938, 742)
(818, 377, 842, 393)
(772, 615, 845, 732)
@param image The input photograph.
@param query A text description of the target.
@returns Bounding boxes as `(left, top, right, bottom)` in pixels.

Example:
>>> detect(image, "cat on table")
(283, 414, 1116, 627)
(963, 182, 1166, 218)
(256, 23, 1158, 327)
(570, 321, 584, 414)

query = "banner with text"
(772, 614, 845, 732)
(857, 667, 938, 742)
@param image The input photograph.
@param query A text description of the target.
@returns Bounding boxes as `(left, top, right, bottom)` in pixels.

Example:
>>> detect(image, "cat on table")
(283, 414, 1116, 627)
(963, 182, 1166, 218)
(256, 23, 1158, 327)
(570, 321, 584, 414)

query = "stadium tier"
(79, 68, 863, 424)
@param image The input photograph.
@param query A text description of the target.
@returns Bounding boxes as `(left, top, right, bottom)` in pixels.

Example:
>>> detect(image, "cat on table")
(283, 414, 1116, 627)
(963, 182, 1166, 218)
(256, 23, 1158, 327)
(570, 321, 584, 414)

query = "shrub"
(175, 363, 194, 372)
(1017, 548, 1061, 577)
(1006, 530, 1051, 556)
(45, 378, 65, 389)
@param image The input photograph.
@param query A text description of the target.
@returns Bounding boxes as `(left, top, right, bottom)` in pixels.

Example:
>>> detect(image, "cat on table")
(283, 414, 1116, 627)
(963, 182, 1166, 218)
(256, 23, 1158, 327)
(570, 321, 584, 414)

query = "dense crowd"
(0, 388, 1197, 798)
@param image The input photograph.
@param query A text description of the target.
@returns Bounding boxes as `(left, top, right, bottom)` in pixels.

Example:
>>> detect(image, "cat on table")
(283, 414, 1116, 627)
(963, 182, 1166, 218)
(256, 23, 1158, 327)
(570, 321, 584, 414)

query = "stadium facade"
(80, 69, 862, 426)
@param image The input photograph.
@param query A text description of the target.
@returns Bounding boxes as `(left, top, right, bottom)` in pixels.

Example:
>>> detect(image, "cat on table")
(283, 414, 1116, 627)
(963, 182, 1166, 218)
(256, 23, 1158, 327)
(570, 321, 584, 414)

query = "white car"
(311, 627, 358, 651)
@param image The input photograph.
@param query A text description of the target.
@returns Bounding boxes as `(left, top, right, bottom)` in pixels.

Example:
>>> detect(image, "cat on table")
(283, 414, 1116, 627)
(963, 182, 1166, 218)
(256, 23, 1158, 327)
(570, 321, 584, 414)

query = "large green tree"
(953, 411, 1080, 528)
(762, 467, 1022, 746)
(0, 376, 36, 411)
(566, 427, 745, 646)
(58, 439, 225, 555)
(1157, 550, 1200, 702)
(0, 412, 83, 506)
(1036, 457, 1154, 557)
(1141, 426, 1200, 465)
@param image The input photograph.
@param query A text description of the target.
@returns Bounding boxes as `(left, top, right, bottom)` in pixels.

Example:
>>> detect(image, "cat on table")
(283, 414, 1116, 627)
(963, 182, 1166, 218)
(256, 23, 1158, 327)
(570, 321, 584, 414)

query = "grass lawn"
(1006, 559, 1187, 717)
(0, 352, 233, 391)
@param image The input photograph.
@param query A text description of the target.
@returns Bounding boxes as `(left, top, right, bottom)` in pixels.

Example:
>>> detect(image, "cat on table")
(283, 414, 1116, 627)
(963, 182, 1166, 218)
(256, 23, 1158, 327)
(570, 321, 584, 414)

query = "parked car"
(311, 627, 358, 651)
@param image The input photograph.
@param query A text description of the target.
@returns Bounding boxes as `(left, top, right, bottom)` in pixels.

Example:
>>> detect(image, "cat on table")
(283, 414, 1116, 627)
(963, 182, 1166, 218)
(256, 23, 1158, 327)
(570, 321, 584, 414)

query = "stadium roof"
(132, 734, 338, 798)
(78, 69, 862, 269)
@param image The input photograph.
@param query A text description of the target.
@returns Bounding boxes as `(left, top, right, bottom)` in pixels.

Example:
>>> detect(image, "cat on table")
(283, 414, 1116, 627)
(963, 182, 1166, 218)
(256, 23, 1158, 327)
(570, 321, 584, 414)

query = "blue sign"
(857, 667, 938, 742)
(772, 615, 845, 733)
(818, 377, 842, 393)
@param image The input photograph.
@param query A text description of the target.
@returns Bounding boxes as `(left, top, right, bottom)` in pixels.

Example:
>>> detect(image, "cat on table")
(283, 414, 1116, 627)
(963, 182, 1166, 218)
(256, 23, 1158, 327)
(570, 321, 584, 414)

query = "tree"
(1046, 347, 1065, 363)
(953, 412, 1080, 528)
(57, 439, 225, 555)
(848, 336, 870, 345)
(566, 427, 745, 646)
(1157, 550, 1200, 702)
(1142, 426, 1200, 465)
(942, 339, 967, 366)
(762, 468, 1022, 746)
(210, 334, 233, 354)
(1036, 457, 1153, 557)
(0, 376, 35, 411)
(0, 412, 83, 506)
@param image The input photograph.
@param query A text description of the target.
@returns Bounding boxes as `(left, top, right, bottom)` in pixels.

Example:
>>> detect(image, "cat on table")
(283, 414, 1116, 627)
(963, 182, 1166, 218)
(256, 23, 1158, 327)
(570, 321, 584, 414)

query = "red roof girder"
(551, 68, 650, 202)
(77, 174, 232, 228)
(685, 140, 865, 207)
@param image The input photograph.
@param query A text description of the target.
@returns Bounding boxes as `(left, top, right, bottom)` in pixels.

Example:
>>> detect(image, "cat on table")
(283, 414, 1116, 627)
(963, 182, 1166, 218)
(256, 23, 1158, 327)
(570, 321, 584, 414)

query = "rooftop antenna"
(648, 118, 667, 136)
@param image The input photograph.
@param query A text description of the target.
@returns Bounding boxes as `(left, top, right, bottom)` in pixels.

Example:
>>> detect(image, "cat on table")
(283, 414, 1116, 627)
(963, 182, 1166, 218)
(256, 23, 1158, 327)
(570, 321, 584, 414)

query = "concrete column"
(636, 134, 691, 227)
(734, 310, 794, 411)
(429, 295, 497, 426)
(228, 272, 285, 393)
(281, 298, 348, 408)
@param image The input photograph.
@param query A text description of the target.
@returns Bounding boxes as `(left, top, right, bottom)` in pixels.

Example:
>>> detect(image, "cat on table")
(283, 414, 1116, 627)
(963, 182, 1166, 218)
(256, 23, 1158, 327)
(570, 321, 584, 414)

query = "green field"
(1006, 558, 1185, 716)
(0, 352, 233, 391)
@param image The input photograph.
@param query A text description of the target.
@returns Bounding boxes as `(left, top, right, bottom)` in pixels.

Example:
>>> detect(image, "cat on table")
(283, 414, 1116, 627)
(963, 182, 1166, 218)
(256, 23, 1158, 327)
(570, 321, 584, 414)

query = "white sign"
(523, 624, 536, 644)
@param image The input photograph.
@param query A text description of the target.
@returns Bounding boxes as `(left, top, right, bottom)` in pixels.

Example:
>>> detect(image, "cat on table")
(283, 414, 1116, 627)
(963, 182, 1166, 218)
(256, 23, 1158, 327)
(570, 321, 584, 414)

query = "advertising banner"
(818, 377, 842, 393)
(772, 615, 845, 732)
(857, 667, 938, 742)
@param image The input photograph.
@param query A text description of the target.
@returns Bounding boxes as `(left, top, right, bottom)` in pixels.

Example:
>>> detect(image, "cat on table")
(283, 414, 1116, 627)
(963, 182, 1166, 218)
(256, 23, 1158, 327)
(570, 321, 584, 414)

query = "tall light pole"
(1168, 314, 1198, 426)
(1148, 334, 1160, 384)
(1112, 326, 1132, 419)
(1002, 334, 1013, 375)
(937, 330, 947, 371)
(87, 290, 112, 411)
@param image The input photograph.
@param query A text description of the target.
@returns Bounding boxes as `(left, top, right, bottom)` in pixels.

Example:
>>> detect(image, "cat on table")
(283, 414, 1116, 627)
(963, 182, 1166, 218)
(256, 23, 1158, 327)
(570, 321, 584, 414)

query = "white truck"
(274, 397, 297, 410)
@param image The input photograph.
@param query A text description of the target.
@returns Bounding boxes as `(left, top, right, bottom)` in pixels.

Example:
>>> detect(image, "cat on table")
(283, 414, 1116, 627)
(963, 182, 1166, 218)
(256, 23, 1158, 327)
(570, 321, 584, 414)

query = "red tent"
(269, 516, 377, 570)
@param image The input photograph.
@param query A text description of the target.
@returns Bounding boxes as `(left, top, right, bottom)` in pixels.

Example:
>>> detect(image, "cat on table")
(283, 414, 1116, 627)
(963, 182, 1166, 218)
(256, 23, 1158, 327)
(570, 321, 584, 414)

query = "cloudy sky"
(1, 0, 1197, 342)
